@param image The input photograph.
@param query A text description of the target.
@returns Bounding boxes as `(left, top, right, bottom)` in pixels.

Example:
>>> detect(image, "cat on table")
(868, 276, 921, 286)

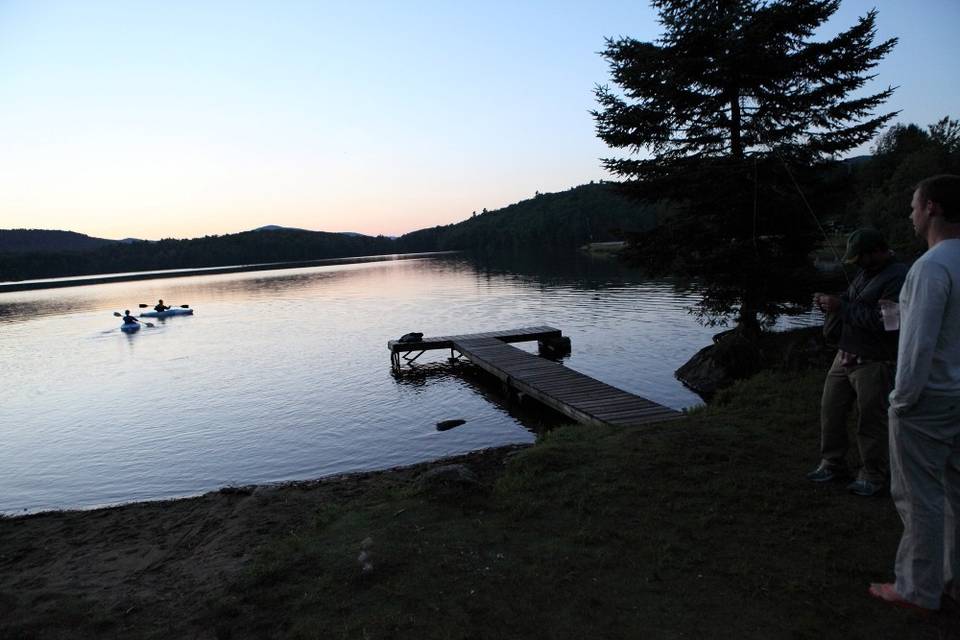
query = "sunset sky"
(0, 1, 957, 241)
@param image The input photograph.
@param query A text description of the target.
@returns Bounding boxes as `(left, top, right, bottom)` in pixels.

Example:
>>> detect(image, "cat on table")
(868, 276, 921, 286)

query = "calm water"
(2, 253, 740, 514)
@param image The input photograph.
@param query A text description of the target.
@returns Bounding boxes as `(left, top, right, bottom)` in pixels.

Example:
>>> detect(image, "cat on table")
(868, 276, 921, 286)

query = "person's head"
(158, 299, 164, 304)
(124, 309, 130, 315)
(843, 228, 889, 269)
(911, 174, 960, 240)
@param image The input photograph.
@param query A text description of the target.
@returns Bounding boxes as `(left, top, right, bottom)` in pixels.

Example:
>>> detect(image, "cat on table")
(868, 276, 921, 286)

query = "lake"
(2, 252, 758, 514)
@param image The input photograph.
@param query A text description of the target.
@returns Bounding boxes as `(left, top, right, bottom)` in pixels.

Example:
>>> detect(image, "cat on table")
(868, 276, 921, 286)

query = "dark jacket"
(837, 256, 907, 361)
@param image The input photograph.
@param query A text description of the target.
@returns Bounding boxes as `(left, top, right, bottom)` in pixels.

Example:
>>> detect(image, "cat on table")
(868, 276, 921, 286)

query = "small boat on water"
(120, 322, 141, 333)
(140, 307, 194, 318)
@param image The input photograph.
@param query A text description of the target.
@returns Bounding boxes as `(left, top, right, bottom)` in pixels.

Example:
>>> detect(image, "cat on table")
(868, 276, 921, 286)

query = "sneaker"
(805, 464, 846, 483)
(847, 479, 886, 497)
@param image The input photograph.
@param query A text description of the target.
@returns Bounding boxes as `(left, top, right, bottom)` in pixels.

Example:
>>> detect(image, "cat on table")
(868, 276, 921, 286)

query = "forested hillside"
(0, 230, 395, 282)
(396, 182, 659, 253)
(0, 229, 117, 254)
(1, 183, 657, 282)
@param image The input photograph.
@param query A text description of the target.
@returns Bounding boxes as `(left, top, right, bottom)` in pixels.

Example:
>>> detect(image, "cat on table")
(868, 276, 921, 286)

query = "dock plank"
(452, 336, 682, 427)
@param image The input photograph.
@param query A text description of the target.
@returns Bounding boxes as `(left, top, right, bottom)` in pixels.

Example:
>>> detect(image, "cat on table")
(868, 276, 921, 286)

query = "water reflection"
(2, 251, 729, 514)
(0, 297, 86, 324)
(392, 361, 570, 432)
(0, 255, 443, 324)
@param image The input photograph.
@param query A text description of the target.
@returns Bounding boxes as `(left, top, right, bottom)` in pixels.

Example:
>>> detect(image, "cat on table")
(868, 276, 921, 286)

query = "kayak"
(140, 307, 194, 318)
(120, 322, 141, 333)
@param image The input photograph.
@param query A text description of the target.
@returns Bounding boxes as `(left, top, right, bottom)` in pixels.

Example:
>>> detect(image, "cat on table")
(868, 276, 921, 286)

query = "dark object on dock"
(538, 335, 571, 357)
(388, 326, 682, 427)
(436, 419, 467, 431)
(398, 332, 424, 343)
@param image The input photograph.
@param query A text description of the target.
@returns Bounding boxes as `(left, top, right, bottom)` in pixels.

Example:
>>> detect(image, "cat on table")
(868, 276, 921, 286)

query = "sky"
(0, 1, 957, 241)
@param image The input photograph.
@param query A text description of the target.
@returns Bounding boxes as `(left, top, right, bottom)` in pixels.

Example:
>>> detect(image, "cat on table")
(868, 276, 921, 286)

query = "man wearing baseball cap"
(808, 228, 907, 496)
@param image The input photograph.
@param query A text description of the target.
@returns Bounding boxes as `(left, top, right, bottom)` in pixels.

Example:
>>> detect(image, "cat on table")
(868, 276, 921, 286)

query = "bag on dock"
(398, 332, 424, 343)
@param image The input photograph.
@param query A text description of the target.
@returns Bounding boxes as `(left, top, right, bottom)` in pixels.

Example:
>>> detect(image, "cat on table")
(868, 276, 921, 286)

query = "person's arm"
(840, 268, 906, 332)
(890, 261, 950, 413)
(879, 269, 907, 304)
(815, 275, 857, 313)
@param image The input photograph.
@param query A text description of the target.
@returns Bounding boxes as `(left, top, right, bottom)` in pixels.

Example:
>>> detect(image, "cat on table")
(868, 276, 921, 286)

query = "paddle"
(139, 303, 190, 309)
(113, 312, 154, 328)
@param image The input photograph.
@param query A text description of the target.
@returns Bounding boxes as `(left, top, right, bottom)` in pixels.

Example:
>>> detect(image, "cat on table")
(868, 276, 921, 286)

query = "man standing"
(807, 228, 907, 496)
(870, 174, 960, 611)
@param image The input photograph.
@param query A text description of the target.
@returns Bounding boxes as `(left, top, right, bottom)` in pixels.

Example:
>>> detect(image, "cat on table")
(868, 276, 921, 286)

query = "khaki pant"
(890, 394, 960, 609)
(819, 352, 894, 483)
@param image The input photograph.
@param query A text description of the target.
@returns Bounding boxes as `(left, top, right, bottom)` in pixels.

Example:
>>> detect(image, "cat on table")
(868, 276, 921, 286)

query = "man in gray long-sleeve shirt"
(869, 174, 960, 612)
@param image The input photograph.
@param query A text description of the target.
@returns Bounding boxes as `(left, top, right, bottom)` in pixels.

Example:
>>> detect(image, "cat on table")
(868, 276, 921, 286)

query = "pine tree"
(593, 0, 896, 328)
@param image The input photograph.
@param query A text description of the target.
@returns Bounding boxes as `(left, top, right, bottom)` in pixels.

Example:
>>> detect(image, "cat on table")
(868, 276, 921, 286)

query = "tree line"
(0, 230, 395, 282)
(843, 117, 960, 256)
(396, 182, 658, 254)
(0, 183, 656, 282)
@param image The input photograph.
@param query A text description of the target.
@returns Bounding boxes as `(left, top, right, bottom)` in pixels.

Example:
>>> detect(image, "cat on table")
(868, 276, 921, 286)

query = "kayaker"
(154, 299, 170, 313)
(122, 310, 140, 325)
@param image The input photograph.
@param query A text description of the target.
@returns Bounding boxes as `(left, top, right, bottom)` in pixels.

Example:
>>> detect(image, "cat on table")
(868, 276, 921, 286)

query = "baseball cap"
(843, 228, 887, 263)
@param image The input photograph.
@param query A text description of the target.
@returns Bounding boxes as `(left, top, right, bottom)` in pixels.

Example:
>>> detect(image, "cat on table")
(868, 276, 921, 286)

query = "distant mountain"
(0, 229, 117, 254)
(252, 225, 369, 238)
(251, 225, 309, 233)
(843, 154, 872, 167)
(0, 228, 397, 282)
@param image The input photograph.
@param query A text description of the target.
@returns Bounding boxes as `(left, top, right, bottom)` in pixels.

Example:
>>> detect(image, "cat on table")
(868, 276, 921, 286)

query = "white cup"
(879, 300, 900, 331)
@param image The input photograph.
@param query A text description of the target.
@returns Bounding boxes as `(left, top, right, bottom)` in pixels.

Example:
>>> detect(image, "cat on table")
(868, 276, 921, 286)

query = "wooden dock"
(388, 327, 683, 427)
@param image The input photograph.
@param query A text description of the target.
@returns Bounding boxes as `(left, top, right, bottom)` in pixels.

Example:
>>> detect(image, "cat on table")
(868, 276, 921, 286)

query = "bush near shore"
(3, 354, 957, 638)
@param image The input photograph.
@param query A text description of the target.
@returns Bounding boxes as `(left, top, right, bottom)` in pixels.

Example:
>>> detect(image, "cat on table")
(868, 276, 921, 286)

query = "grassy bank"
(2, 369, 956, 639)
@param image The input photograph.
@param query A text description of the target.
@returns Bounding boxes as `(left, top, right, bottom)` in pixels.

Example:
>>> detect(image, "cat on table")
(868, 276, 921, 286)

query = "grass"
(200, 369, 953, 640)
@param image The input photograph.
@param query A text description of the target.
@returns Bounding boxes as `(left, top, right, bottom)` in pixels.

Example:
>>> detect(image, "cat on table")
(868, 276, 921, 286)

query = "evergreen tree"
(593, 0, 896, 328)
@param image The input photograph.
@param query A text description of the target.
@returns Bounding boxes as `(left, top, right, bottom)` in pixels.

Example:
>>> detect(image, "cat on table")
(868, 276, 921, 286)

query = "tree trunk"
(729, 89, 743, 160)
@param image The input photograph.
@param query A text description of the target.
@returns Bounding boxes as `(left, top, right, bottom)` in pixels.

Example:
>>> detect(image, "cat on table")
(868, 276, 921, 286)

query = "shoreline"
(1, 443, 529, 519)
(3, 367, 957, 638)
(0, 443, 527, 637)
(0, 251, 458, 293)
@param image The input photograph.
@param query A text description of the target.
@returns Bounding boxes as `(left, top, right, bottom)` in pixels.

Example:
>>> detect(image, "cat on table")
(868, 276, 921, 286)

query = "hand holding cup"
(879, 299, 900, 331)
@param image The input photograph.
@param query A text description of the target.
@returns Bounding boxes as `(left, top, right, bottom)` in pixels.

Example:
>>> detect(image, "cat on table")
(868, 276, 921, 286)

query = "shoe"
(868, 583, 935, 614)
(805, 464, 846, 483)
(847, 479, 886, 497)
